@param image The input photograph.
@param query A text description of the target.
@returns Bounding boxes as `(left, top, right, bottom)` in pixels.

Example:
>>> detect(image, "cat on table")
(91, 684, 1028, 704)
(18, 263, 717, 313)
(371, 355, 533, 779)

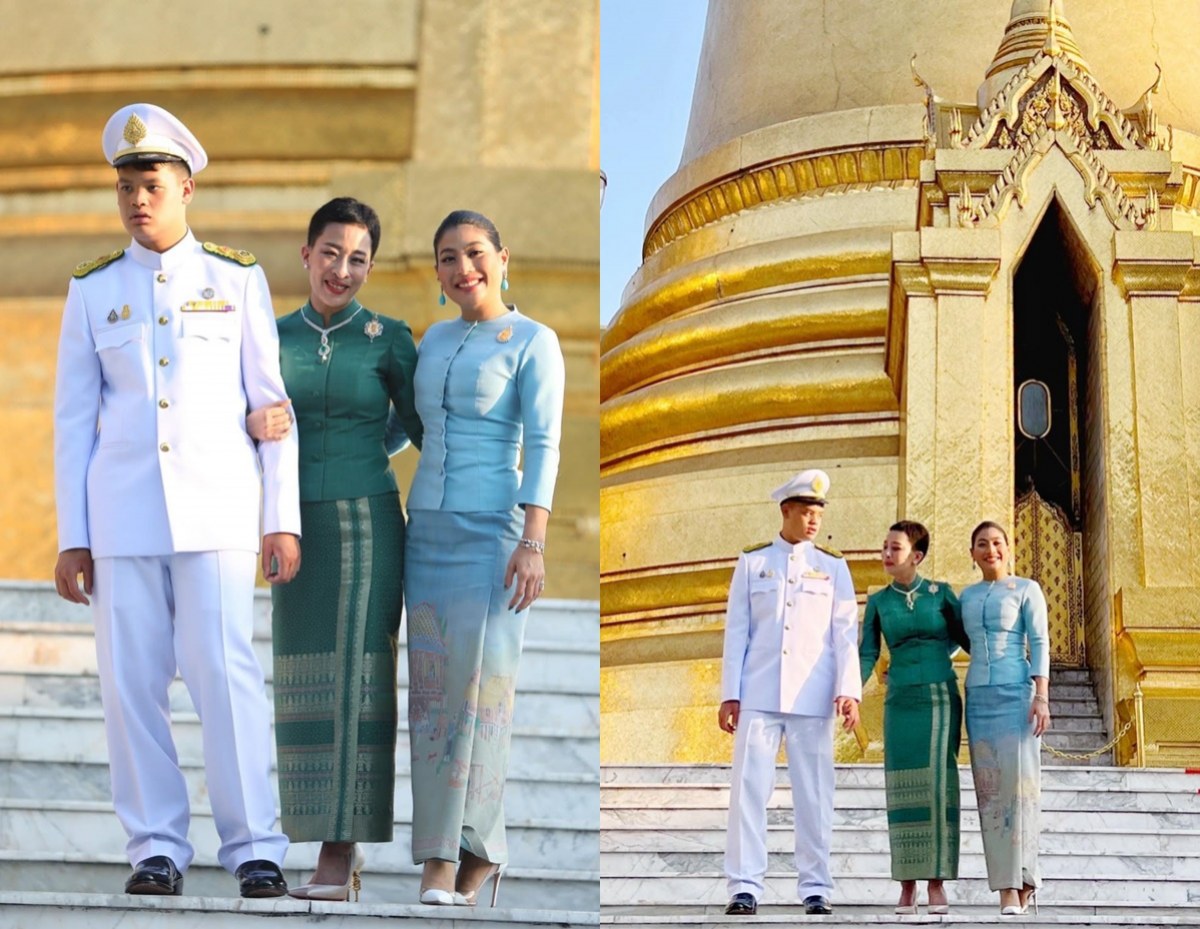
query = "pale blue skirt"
(965, 681, 1042, 891)
(404, 507, 525, 865)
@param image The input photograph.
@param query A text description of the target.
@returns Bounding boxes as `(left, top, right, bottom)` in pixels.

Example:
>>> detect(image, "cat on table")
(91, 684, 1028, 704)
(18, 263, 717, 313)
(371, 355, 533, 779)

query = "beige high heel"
(457, 863, 504, 907)
(288, 844, 364, 902)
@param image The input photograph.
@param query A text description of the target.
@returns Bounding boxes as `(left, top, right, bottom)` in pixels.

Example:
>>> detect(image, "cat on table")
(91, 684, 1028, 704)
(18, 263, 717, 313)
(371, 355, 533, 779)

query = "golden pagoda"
(0, 0, 599, 599)
(601, 0, 1200, 767)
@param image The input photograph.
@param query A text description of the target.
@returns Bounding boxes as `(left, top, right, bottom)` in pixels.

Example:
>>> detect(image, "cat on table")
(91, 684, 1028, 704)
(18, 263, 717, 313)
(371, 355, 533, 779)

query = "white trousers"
(725, 709, 835, 901)
(92, 552, 287, 873)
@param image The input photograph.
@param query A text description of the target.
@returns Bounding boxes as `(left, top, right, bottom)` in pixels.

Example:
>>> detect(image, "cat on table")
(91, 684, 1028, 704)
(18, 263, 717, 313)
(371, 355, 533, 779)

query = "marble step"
(0, 798, 597, 874)
(602, 825, 1200, 856)
(0, 669, 600, 731)
(0, 758, 597, 825)
(1043, 730, 1117, 752)
(0, 890, 598, 927)
(0, 582, 600, 647)
(600, 764, 1200, 791)
(1048, 714, 1106, 733)
(603, 849, 1199, 879)
(601, 805, 1200, 834)
(1051, 668, 1099, 685)
(598, 873, 1200, 907)
(599, 783, 1200, 815)
(601, 904, 1200, 925)
(1051, 683, 1104, 701)
(0, 624, 599, 696)
(0, 706, 599, 776)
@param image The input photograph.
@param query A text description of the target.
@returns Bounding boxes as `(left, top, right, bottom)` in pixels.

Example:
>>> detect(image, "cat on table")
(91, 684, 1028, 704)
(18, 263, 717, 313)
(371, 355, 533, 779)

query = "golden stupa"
(601, 0, 1200, 767)
(0, 0, 599, 599)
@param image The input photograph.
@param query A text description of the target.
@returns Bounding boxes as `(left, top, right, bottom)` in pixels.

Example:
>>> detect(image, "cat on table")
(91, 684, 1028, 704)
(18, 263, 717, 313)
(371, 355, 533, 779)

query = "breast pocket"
(800, 577, 833, 599)
(180, 312, 239, 343)
(749, 579, 781, 622)
(93, 321, 148, 384)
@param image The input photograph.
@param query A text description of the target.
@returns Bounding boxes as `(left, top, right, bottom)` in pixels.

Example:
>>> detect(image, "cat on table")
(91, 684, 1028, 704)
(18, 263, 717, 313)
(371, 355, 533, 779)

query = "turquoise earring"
(501, 274, 509, 292)
(438, 291, 446, 306)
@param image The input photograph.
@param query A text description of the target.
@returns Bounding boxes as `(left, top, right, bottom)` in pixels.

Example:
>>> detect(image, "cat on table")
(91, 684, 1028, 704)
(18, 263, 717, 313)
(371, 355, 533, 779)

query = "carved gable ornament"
(927, 7, 1170, 231)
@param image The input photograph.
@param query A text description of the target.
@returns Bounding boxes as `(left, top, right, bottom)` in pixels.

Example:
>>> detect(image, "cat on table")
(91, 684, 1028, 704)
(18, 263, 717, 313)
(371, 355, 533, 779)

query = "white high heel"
(288, 845, 364, 902)
(457, 864, 504, 907)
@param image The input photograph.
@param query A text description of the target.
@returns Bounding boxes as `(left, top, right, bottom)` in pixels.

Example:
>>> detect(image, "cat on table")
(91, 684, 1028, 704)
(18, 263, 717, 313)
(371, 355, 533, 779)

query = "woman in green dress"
(248, 197, 423, 901)
(859, 521, 970, 915)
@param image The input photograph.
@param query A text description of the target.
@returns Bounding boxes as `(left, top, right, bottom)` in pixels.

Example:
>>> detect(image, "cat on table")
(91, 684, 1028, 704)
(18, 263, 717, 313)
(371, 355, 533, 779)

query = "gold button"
(789, 577, 795, 583)
(785, 625, 791, 630)
(158, 315, 169, 325)
(783, 649, 789, 655)
(159, 357, 169, 367)
(787, 601, 793, 607)
(156, 273, 167, 283)
(159, 399, 169, 409)
(159, 443, 170, 452)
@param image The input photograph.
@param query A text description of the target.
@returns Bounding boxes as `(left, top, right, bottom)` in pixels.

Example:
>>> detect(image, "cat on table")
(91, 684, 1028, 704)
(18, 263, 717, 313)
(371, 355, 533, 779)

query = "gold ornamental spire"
(977, 0, 1089, 108)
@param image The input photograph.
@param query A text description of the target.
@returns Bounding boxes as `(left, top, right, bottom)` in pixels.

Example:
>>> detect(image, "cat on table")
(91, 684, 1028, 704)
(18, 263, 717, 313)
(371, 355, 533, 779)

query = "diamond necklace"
(889, 576, 925, 610)
(300, 304, 365, 363)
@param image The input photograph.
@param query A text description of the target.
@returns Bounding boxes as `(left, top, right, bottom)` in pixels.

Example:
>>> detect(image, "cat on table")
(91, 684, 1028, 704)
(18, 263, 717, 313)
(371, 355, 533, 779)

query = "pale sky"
(600, 1, 707, 327)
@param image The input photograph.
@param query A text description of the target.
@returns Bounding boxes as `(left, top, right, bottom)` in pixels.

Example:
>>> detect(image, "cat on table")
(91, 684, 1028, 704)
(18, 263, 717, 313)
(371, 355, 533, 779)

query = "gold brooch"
(121, 305, 130, 320)
(123, 114, 148, 145)
(929, 583, 939, 593)
(364, 317, 384, 342)
(497, 325, 513, 343)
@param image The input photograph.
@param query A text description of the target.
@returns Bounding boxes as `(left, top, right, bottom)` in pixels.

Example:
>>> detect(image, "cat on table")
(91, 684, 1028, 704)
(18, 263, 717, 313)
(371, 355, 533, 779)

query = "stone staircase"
(0, 580, 599, 927)
(600, 763, 1200, 927)
(1044, 666, 1116, 766)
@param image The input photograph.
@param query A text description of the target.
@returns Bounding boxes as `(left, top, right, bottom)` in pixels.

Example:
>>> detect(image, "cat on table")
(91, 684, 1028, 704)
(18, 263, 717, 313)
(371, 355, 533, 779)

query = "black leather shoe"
(725, 892, 758, 915)
(235, 859, 288, 898)
(803, 895, 832, 915)
(125, 855, 183, 895)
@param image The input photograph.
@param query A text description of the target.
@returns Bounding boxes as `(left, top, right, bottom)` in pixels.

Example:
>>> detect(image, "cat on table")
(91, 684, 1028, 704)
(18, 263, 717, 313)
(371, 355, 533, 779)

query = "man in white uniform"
(718, 469, 861, 916)
(52, 103, 300, 897)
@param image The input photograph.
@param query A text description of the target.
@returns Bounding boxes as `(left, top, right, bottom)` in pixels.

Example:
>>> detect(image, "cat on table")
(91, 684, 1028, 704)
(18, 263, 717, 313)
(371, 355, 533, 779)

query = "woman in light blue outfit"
(405, 210, 564, 907)
(959, 521, 1050, 917)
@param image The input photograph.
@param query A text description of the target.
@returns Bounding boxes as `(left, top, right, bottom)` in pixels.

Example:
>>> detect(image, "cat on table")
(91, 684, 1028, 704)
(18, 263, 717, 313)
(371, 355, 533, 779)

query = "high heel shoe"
(289, 845, 364, 902)
(1020, 889, 1038, 915)
(893, 904, 918, 915)
(927, 903, 950, 915)
(456, 863, 504, 907)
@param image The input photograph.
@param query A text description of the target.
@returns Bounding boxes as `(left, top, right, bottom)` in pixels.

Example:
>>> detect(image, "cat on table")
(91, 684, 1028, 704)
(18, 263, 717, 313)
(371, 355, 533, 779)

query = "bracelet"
(519, 538, 546, 554)
(1032, 695, 1049, 704)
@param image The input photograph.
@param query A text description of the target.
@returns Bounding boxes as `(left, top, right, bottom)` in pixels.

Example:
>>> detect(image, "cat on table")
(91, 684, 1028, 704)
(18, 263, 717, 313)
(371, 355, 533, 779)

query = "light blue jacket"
(406, 307, 564, 513)
(959, 576, 1050, 687)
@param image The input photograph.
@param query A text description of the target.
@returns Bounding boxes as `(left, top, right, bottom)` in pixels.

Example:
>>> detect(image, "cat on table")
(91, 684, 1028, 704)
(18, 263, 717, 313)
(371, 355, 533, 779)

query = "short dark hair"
(116, 159, 191, 179)
(433, 209, 503, 257)
(307, 197, 382, 257)
(970, 520, 1009, 547)
(890, 520, 930, 556)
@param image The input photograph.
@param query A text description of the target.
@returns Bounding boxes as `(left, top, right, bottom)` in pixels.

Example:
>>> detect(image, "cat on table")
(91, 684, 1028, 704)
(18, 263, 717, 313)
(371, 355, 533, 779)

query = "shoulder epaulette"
(73, 249, 125, 279)
(742, 541, 771, 553)
(203, 242, 257, 266)
(815, 543, 844, 559)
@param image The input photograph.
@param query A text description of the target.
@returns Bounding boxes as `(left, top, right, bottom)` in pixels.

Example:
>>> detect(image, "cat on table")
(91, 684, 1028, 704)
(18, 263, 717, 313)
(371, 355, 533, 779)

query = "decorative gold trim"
(642, 145, 924, 259)
(601, 359, 896, 464)
(0, 65, 416, 98)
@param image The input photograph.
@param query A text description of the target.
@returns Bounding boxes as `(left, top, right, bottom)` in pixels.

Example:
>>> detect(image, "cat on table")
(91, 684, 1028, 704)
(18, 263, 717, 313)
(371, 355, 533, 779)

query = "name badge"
(181, 300, 234, 313)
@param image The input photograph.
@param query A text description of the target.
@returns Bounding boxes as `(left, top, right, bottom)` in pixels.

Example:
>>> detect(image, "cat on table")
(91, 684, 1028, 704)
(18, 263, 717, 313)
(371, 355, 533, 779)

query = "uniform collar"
(126, 229, 197, 272)
(772, 535, 810, 554)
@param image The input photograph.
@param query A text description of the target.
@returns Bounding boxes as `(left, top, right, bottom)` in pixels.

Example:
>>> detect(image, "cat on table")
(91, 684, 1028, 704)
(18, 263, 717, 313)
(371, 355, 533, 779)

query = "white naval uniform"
(721, 536, 861, 902)
(53, 231, 300, 873)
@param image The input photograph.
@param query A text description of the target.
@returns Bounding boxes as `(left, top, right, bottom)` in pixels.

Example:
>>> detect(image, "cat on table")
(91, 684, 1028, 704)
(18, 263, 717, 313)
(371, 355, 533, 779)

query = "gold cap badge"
(123, 114, 148, 146)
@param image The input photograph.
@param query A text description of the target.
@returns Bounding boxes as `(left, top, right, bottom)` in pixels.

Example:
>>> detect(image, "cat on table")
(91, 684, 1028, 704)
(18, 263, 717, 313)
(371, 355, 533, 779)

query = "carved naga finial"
(911, 54, 938, 145)
(1045, 2, 1063, 57)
